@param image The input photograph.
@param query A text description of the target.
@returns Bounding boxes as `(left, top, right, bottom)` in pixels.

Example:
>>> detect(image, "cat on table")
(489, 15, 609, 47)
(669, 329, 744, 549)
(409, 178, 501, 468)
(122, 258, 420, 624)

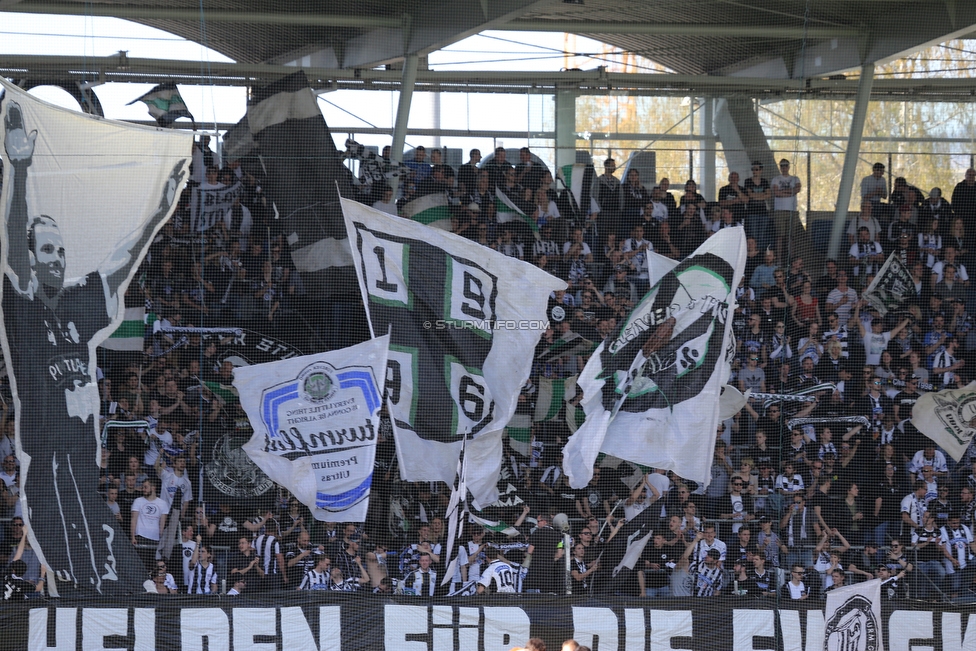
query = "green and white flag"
(535, 376, 572, 422)
(401, 192, 453, 230)
(563, 228, 747, 489)
(100, 306, 146, 351)
(505, 412, 532, 456)
(495, 187, 539, 238)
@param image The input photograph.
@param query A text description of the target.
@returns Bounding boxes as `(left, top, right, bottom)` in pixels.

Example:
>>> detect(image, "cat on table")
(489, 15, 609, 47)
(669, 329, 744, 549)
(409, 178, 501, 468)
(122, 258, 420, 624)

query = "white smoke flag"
(911, 381, 976, 462)
(235, 336, 389, 522)
(563, 228, 747, 488)
(823, 579, 884, 651)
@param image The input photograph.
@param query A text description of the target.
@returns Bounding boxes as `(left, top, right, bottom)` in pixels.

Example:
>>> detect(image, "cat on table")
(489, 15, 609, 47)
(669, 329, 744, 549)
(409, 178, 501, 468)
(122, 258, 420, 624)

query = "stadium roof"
(3, 0, 976, 80)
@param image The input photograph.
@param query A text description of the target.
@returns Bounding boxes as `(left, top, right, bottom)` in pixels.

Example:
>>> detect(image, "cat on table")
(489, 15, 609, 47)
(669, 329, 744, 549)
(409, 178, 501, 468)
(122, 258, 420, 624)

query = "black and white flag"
(0, 79, 191, 593)
(823, 579, 884, 651)
(225, 71, 356, 297)
(563, 228, 747, 488)
(862, 253, 916, 316)
(342, 198, 564, 506)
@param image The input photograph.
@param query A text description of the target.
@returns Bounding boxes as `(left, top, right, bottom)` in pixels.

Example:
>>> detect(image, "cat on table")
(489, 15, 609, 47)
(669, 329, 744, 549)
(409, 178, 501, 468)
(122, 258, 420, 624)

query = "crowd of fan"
(3, 143, 976, 602)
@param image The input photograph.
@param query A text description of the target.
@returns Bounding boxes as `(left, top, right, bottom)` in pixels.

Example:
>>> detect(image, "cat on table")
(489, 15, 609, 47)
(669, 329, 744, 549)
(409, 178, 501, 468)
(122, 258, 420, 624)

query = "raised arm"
(3, 101, 37, 292)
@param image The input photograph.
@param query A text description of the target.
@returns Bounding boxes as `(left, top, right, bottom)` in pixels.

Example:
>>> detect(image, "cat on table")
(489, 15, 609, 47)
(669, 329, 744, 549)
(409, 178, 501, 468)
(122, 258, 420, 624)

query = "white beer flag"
(236, 336, 389, 522)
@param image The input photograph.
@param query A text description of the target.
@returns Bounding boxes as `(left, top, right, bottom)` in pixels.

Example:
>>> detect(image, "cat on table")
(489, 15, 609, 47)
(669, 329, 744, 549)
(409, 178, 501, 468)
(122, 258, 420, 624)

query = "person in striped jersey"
(298, 552, 332, 591)
(253, 520, 288, 590)
(187, 536, 218, 595)
(681, 538, 725, 597)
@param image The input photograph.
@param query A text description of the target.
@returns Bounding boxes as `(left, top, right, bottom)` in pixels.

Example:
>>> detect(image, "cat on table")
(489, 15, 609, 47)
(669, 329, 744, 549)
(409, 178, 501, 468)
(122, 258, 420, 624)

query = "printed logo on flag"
(932, 391, 976, 447)
(824, 594, 880, 651)
(236, 338, 388, 522)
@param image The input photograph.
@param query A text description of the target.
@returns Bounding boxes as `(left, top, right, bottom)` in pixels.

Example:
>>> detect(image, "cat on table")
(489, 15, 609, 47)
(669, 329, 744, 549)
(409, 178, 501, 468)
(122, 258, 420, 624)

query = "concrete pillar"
(390, 53, 419, 195)
(701, 97, 716, 201)
(554, 87, 578, 171)
(828, 64, 875, 260)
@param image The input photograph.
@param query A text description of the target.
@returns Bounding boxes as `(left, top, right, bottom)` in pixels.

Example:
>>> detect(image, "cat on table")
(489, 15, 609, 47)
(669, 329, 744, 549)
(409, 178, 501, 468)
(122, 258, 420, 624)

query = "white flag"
(563, 228, 747, 488)
(236, 336, 389, 522)
(341, 198, 564, 507)
(911, 381, 976, 462)
(823, 578, 884, 651)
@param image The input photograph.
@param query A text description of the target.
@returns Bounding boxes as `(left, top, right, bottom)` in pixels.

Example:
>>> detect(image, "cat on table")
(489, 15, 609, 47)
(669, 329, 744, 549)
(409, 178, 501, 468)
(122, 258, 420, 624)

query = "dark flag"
(127, 83, 194, 127)
(224, 71, 356, 297)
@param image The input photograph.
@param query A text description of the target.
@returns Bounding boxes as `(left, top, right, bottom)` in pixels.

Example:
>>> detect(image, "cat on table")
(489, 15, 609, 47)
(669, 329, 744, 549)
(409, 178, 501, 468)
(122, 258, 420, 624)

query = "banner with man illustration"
(0, 79, 191, 594)
(235, 336, 389, 522)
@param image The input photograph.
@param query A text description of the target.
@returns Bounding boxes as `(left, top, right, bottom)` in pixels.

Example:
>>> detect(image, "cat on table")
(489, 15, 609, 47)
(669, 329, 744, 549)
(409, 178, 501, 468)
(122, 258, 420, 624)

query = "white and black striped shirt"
(187, 562, 218, 594)
(254, 534, 281, 576)
(692, 563, 725, 597)
(403, 569, 437, 596)
(299, 569, 330, 590)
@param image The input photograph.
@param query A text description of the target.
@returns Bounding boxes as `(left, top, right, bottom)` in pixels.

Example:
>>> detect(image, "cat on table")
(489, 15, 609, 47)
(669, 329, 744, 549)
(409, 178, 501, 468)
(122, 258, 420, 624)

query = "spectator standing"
(770, 159, 802, 261)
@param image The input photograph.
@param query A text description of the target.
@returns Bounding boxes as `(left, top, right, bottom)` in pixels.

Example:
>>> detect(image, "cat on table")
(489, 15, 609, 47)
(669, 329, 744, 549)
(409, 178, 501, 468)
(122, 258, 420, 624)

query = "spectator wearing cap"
(681, 532, 725, 597)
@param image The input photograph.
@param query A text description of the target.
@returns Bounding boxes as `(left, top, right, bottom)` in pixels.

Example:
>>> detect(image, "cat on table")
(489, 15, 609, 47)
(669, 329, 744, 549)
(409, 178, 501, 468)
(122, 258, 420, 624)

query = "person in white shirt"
(621, 224, 652, 289)
(770, 159, 802, 261)
(786, 565, 809, 599)
(901, 480, 928, 535)
(130, 477, 169, 573)
(909, 445, 949, 479)
(155, 453, 192, 520)
(940, 514, 976, 597)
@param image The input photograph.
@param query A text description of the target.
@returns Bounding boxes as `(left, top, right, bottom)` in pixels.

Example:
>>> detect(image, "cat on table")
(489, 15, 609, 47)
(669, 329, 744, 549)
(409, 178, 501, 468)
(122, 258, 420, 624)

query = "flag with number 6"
(341, 198, 565, 507)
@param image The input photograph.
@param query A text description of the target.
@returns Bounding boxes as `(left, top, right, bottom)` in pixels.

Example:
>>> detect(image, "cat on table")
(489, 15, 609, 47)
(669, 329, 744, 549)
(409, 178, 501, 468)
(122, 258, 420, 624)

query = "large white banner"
(235, 336, 389, 522)
(0, 79, 191, 594)
(911, 381, 976, 462)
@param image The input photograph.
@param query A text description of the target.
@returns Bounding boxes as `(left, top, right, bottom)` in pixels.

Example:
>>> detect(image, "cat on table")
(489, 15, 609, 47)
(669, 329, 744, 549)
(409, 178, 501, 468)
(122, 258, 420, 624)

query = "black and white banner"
(0, 79, 191, 594)
(564, 228, 747, 488)
(2, 595, 973, 651)
(189, 180, 243, 233)
(862, 253, 916, 316)
(341, 198, 564, 507)
(236, 337, 388, 522)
